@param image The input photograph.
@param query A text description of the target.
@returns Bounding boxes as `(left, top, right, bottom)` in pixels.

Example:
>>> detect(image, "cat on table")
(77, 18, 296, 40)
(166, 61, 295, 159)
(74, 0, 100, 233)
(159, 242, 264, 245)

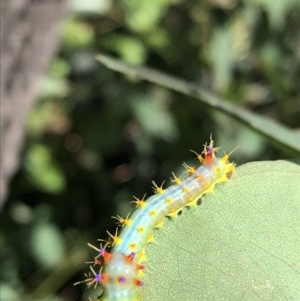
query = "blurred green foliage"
(25, 144, 66, 193)
(1, 0, 299, 300)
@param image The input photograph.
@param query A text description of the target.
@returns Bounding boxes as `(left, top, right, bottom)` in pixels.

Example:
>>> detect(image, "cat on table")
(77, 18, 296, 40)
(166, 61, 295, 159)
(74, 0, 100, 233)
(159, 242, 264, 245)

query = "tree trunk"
(0, 0, 68, 208)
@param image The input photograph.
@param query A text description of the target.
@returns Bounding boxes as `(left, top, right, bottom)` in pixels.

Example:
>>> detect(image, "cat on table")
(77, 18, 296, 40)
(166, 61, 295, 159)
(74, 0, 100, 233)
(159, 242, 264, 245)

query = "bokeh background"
(1, 0, 299, 301)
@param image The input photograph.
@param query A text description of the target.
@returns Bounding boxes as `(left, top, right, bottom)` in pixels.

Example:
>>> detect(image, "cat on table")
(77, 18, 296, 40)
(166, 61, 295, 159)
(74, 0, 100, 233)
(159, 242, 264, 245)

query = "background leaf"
(143, 160, 300, 300)
(31, 221, 66, 269)
(24, 144, 66, 193)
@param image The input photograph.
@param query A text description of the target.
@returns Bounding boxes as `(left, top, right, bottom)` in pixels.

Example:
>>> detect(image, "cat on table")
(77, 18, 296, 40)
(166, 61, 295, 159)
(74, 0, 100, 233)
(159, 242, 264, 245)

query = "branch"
(96, 54, 300, 155)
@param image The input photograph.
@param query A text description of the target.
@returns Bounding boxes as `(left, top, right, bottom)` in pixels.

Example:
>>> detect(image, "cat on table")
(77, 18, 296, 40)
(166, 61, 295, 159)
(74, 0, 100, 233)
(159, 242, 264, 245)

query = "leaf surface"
(143, 161, 300, 300)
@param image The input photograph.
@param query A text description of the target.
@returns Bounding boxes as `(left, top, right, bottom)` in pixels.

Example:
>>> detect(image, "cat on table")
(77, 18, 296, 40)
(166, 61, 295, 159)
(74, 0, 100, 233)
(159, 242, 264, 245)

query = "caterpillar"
(75, 138, 235, 301)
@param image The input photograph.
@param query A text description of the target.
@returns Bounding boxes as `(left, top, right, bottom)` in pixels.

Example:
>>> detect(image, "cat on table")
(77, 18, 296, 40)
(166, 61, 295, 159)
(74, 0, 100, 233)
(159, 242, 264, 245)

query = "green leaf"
(256, 0, 298, 30)
(0, 283, 21, 301)
(61, 19, 94, 50)
(31, 222, 66, 270)
(143, 160, 300, 300)
(210, 26, 233, 91)
(101, 34, 147, 64)
(120, 0, 168, 33)
(25, 144, 66, 193)
(131, 95, 178, 142)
